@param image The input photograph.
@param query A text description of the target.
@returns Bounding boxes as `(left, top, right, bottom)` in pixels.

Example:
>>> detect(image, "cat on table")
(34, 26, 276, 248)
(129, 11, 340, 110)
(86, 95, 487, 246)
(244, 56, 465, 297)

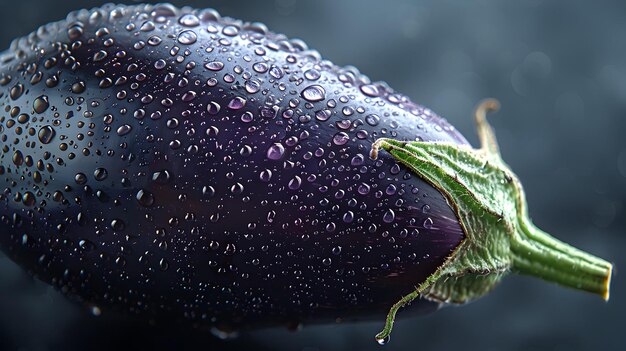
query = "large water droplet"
(38, 125, 56, 144)
(33, 95, 49, 114)
(333, 132, 350, 145)
(177, 30, 197, 44)
(360, 84, 381, 97)
(179, 14, 200, 27)
(301, 85, 326, 102)
(205, 61, 224, 71)
(304, 69, 321, 81)
(228, 97, 246, 110)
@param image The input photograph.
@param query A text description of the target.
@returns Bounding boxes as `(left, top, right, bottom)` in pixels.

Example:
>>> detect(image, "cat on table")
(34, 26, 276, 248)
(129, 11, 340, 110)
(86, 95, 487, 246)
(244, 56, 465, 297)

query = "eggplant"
(0, 3, 612, 344)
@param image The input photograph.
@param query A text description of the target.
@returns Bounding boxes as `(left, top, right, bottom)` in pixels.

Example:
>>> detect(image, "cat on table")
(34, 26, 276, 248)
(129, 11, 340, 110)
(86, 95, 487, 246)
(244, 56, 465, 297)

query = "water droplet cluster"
(0, 4, 466, 328)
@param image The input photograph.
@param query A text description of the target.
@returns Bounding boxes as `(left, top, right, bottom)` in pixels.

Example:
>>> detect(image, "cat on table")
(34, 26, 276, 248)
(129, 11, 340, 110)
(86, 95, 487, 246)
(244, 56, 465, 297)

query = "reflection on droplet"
(116, 124, 133, 136)
(38, 125, 56, 144)
(177, 30, 197, 44)
(266, 143, 285, 160)
(33, 95, 50, 114)
(301, 85, 326, 102)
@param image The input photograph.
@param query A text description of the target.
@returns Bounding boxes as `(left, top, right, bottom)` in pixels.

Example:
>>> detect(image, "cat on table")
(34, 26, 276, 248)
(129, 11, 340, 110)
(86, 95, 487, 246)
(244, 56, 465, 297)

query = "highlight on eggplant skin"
(0, 3, 612, 344)
(0, 3, 467, 331)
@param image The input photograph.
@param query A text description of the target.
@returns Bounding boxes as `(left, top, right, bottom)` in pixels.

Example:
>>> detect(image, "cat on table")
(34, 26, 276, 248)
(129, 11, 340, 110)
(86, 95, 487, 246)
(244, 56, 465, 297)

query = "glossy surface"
(0, 3, 467, 327)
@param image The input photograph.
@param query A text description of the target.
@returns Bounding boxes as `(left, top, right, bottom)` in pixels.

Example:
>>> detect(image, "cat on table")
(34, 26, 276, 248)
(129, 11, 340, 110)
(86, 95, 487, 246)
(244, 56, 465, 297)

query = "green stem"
(511, 219, 612, 300)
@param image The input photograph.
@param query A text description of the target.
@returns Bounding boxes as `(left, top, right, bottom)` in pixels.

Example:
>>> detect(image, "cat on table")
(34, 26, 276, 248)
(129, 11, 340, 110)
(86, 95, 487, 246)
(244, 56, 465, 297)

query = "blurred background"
(0, 0, 624, 350)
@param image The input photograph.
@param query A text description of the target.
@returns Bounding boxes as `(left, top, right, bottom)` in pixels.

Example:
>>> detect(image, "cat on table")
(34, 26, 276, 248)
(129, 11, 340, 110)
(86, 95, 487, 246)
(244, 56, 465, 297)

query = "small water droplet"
(383, 209, 395, 223)
(136, 189, 154, 207)
(424, 217, 433, 229)
(266, 143, 285, 160)
(288, 176, 302, 190)
(376, 335, 390, 345)
(260, 169, 273, 182)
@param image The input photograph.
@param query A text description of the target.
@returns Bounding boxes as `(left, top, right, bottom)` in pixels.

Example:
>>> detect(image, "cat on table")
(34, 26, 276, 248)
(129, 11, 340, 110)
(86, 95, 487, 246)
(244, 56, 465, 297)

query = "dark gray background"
(0, 0, 624, 350)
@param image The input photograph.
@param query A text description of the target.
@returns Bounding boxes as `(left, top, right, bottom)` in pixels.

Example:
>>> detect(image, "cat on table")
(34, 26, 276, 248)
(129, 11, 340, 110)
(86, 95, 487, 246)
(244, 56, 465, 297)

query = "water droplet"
(376, 335, 390, 345)
(266, 143, 285, 160)
(332, 132, 349, 145)
(152, 170, 171, 184)
(222, 25, 239, 36)
(22, 192, 36, 207)
(38, 125, 56, 144)
(205, 61, 224, 71)
(228, 97, 246, 110)
(241, 111, 254, 123)
(110, 219, 125, 231)
(177, 30, 197, 44)
(358, 183, 371, 195)
(136, 189, 154, 207)
(33, 95, 49, 114)
(424, 217, 433, 229)
(301, 85, 326, 102)
(203, 185, 216, 197)
(207, 101, 221, 115)
(383, 209, 395, 223)
(93, 50, 108, 62)
(304, 69, 321, 81)
(360, 84, 381, 97)
(260, 169, 273, 182)
(244, 79, 261, 93)
(365, 114, 380, 126)
(179, 14, 200, 27)
(315, 109, 332, 121)
(72, 81, 86, 94)
(351, 154, 364, 166)
(94, 168, 108, 181)
(230, 183, 244, 194)
(140, 21, 156, 32)
(253, 62, 268, 73)
(159, 258, 169, 271)
(116, 124, 132, 136)
(75, 173, 87, 185)
(288, 176, 302, 190)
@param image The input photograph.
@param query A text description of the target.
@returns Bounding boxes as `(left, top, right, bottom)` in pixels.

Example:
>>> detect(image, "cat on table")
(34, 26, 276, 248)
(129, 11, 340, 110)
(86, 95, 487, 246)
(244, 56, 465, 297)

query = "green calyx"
(370, 99, 613, 345)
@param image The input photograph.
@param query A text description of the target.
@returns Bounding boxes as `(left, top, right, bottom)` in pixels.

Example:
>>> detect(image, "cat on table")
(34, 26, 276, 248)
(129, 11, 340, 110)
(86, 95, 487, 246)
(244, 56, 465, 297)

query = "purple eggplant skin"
(0, 3, 468, 329)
